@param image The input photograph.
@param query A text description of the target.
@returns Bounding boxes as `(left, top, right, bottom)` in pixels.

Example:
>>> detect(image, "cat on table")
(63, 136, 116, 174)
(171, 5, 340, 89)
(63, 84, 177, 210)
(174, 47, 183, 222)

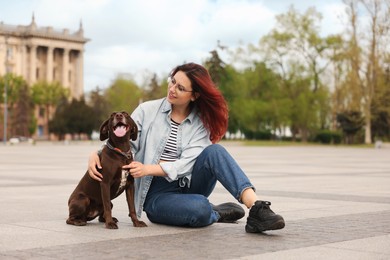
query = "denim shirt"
(130, 98, 212, 217)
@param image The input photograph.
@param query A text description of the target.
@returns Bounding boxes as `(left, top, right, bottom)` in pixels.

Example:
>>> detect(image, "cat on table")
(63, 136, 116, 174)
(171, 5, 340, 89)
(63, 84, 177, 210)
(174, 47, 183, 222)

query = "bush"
(243, 130, 273, 140)
(313, 130, 342, 144)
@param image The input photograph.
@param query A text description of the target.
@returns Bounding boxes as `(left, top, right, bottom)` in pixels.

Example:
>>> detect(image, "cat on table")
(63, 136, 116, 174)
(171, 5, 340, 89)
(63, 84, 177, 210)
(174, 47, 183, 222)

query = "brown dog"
(66, 111, 147, 229)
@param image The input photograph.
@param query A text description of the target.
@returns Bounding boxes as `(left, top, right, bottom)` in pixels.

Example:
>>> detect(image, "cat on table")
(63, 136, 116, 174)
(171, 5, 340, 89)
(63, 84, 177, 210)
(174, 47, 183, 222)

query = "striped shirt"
(160, 119, 180, 161)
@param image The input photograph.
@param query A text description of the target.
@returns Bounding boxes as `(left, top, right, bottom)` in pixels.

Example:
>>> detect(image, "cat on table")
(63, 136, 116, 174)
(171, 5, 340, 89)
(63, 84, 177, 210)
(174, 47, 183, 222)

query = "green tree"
(0, 73, 26, 106)
(217, 65, 241, 133)
(31, 81, 69, 138)
(12, 81, 35, 137)
(143, 73, 166, 101)
(0, 74, 34, 138)
(105, 76, 143, 113)
(49, 97, 95, 140)
(343, 0, 390, 144)
(224, 62, 287, 139)
(259, 5, 332, 141)
(88, 86, 110, 131)
(66, 98, 95, 138)
(48, 96, 69, 140)
(326, 34, 349, 130)
(204, 49, 227, 87)
(337, 110, 364, 144)
(371, 66, 390, 140)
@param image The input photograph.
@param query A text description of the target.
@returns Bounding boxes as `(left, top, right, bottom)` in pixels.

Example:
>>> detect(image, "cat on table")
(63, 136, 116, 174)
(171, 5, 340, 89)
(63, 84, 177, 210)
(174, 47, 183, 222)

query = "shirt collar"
(161, 98, 197, 124)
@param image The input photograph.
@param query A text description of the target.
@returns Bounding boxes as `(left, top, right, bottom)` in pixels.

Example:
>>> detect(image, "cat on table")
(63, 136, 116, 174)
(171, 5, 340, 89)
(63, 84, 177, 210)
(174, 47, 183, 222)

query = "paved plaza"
(0, 141, 389, 259)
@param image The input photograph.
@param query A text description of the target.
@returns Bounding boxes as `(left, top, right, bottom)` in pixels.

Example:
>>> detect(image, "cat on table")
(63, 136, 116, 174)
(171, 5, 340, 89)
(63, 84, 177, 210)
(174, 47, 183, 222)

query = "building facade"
(0, 15, 89, 140)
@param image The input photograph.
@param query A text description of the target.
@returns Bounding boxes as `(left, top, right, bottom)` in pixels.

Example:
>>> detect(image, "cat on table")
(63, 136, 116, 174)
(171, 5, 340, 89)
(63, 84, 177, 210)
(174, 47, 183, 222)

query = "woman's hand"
(88, 151, 103, 181)
(124, 161, 147, 178)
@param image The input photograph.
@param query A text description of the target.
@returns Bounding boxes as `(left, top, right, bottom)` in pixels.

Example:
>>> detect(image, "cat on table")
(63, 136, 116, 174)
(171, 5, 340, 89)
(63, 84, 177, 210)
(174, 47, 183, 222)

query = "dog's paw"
(133, 220, 147, 227)
(105, 221, 118, 229)
(66, 219, 87, 226)
(99, 216, 118, 223)
(98, 215, 105, 222)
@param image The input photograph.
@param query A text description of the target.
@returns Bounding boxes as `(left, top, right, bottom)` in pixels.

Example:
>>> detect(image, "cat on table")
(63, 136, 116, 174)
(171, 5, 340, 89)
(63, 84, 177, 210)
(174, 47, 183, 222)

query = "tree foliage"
(0, 74, 35, 137)
(259, 6, 332, 141)
(143, 73, 166, 101)
(49, 97, 95, 139)
(2, 1, 390, 143)
(88, 86, 110, 130)
(105, 76, 143, 114)
(31, 81, 69, 137)
(336, 111, 364, 144)
(342, 0, 390, 143)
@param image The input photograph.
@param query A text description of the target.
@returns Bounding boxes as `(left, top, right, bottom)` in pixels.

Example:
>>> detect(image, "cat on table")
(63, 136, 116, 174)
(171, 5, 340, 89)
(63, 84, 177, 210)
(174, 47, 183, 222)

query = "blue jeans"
(143, 144, 255, 227)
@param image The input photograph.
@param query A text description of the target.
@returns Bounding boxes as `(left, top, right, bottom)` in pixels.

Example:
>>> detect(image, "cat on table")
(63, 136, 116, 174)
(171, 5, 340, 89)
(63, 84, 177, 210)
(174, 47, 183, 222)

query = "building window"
(39, 107, 45, 118)
(6, 46, 13, 59)
(36, 68, 40, 79)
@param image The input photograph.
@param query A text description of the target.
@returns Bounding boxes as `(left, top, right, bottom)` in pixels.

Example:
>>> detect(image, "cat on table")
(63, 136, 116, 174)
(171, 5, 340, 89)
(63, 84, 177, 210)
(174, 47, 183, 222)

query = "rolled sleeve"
(160, 162, 179, 181)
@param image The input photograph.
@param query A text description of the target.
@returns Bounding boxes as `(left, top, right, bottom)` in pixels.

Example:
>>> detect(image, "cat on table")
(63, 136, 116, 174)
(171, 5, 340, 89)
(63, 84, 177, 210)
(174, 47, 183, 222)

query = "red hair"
(171, 63, 228, 143)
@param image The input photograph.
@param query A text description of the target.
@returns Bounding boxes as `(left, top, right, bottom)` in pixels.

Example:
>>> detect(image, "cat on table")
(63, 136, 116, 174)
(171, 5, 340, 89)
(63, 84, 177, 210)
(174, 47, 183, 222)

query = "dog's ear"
(99, 118, 110, 141)
(129, 117, 138, 141)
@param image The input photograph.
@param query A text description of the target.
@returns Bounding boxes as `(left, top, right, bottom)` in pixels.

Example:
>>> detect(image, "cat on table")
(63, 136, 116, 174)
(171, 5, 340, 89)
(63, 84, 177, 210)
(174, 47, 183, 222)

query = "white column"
(76, 49, 84, 98)
(46, 46, 53, 82)
(62, 48, 69, 88)
(29, 45, 37, 84)
(21, 45, 28, 80)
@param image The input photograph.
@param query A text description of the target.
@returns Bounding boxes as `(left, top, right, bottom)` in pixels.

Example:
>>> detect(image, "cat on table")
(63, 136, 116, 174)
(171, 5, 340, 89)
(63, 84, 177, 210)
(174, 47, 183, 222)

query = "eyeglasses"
(167, 76, 193, 93)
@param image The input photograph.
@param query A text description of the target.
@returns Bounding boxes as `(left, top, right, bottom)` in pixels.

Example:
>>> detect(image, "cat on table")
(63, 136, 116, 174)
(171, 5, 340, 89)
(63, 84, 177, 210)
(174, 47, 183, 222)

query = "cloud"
(81, 0, 277, 91)
(321, 2, 346, 36)
(0, 0, 346, 92)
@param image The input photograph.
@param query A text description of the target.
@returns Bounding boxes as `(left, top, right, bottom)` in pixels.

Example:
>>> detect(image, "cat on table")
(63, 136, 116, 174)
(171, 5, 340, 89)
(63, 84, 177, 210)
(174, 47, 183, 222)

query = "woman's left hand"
(124, 161, 147, 178)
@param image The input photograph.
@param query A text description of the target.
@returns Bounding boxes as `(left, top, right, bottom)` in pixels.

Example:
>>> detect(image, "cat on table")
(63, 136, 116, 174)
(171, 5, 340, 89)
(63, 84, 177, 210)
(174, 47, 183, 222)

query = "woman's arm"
(88, 150, 103, 181)
(123, 161, 166, 178)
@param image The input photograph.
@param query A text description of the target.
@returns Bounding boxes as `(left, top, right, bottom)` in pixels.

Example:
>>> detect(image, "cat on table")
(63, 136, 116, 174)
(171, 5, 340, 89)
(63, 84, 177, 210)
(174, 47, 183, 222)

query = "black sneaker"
(212, 202, 245, 223)
(245, 201, 285, 233)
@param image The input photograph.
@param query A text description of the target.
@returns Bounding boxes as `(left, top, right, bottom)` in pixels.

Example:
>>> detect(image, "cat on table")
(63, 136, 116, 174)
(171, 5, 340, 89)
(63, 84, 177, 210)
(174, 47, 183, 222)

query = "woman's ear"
(191, 92, 200, 102)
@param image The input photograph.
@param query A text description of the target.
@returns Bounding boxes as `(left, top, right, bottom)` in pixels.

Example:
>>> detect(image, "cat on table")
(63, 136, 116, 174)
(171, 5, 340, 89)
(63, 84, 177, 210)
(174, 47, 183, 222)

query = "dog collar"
(106, 141, 132, 159)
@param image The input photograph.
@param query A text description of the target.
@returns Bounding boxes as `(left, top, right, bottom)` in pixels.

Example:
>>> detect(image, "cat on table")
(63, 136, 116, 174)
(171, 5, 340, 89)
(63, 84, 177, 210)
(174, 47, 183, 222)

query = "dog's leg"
(100, 182, 118, 229)
(66, 195, 89, 226)
(126, 179, 147, 227)
(98, 202, 118, 223)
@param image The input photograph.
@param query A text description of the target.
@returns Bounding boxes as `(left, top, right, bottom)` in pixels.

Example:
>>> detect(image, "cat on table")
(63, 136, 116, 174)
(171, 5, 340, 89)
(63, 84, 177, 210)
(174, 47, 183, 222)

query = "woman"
(88, 62, 285, 233)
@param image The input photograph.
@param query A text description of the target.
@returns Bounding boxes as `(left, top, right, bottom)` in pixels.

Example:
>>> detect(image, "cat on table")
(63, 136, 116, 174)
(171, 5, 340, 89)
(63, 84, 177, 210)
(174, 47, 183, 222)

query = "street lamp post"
(3, 35, 9, 145)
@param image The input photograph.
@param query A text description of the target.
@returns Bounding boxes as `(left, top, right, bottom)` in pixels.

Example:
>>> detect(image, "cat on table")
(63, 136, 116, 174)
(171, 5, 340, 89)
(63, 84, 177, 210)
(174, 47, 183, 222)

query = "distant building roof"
(0, 14, 89, 43)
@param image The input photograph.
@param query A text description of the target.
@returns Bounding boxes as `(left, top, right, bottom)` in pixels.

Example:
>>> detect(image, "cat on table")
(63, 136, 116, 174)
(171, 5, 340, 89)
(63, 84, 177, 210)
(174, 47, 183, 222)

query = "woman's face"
(167, 71, 196, 107)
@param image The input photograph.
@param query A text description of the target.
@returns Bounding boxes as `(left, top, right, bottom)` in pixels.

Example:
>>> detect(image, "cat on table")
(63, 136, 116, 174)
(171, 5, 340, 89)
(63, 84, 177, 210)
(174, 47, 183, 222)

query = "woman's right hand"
(88, 151, 103, 181)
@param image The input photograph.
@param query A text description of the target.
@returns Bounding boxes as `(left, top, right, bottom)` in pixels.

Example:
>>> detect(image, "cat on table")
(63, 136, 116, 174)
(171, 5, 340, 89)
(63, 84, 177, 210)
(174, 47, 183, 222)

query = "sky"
(0, 0, 346, 92)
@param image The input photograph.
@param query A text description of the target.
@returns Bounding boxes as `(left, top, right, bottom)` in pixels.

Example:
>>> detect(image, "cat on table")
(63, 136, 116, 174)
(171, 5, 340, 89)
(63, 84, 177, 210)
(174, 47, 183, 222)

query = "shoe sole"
(245, 217, 285, 233)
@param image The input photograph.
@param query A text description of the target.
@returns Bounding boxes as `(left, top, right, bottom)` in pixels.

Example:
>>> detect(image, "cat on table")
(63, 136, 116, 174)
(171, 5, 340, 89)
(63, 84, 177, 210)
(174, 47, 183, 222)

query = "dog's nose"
(115, 113, 124, 119)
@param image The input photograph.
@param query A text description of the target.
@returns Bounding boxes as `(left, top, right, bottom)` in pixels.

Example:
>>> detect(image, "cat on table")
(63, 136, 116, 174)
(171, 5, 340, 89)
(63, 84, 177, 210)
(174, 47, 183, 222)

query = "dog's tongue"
(114, 126, 127, 137)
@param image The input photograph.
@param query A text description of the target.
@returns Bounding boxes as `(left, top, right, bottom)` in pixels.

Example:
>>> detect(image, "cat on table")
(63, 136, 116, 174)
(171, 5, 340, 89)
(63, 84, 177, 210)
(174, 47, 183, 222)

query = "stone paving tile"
(261, 190, 390, 204)
(1, 210, 389, 259)
(0, 143, 389, 259)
